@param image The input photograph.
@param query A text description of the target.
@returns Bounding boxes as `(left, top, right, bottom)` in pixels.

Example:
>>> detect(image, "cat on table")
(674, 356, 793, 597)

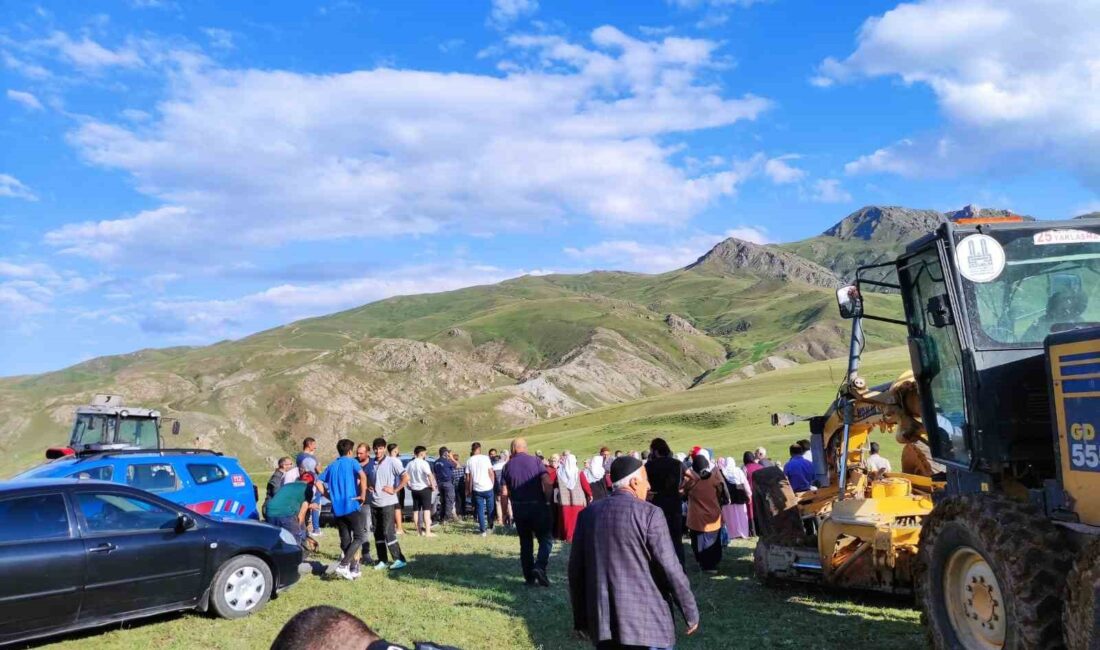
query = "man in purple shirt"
(500, 437, 554, 587)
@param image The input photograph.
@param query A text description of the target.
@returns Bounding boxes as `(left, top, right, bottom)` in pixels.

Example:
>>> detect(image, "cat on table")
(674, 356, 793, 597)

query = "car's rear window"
(126, 463, 179, 492)
(0, 494, 70, 543)
(68, 465, 114, 481)
(188, 463, 227, 485)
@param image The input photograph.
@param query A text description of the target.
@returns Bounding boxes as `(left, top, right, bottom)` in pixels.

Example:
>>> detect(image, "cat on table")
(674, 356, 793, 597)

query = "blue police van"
(15, 449, 260, 520)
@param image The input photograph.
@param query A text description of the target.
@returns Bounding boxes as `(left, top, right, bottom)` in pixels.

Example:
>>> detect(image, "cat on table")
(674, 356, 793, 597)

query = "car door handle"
(88, 543, 118, 554)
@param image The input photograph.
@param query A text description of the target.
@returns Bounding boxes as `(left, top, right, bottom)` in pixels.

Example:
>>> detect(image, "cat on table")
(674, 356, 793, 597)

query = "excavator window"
(901, 246, 971, 467)
(961, 228, 1100, 347)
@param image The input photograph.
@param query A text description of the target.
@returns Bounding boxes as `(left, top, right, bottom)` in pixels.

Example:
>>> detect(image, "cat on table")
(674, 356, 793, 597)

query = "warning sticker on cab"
(231, 474, 246, 487)
(1034, 229, 1100, 245)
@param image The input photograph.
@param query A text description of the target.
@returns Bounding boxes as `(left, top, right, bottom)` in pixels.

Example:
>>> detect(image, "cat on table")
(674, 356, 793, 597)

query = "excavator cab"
(842, 216, 1100, 649)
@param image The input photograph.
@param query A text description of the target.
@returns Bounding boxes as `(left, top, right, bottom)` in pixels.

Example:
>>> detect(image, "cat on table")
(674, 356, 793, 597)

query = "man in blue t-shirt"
(318, 438, 368, 580)
(783, 443, 816, 493)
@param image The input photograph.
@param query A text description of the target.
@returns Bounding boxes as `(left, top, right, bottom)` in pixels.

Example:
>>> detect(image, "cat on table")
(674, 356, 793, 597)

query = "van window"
(68, 465, 114, 481)
(0, 494, 70, 543)
(188, 463, 227, 485)
(126, 463, 179, 492)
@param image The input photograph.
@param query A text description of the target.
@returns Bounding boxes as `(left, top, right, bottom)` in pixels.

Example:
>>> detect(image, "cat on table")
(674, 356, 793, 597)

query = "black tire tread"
(1065, 537, 1100, 650)
(916, 494, 1070, 649)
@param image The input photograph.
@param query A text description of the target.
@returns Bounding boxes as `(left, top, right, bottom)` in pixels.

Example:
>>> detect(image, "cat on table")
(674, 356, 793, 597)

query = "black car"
(0, 479, 302, 647)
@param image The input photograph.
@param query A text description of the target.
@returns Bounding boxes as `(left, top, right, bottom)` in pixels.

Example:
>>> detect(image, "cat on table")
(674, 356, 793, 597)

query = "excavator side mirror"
(836, 285, 863, 319)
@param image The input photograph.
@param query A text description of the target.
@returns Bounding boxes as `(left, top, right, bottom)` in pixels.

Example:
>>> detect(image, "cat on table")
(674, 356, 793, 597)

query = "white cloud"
(764, 155, 805, 184)
(45, 206, 190, 261)
(809, 178, 852, 204)
(2, 52, 51, 79)
(6, 89, 43, 110)
(564, 227, 770, 273)
(201, 28, 235, 50)
(38, 31, 143, 70)
(489, 0, 539, 28)
(53, 26, 770, 263)
(0, 174, 37, 201)
(0, 259, 100, 321)
(138, 263, 527, 336)
(819, 0, 1100, 188)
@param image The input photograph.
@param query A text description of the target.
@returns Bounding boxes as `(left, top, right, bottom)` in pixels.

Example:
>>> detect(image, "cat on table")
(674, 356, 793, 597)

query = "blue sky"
(2, 0, 1098, 375)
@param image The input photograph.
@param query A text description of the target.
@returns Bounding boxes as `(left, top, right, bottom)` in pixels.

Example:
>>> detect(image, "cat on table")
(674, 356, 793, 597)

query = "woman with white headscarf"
(584, 453, 609, 502)
(555, 452, 592, 542)
(718, 456, 752, 539)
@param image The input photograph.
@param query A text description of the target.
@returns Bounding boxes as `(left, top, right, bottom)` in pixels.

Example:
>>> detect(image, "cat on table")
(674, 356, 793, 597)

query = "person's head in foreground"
(743, 451, 756, 466)
(870, 441, 881, 455)
(270, 606, 459, 650)
(789, 444, 803, 459)
(609, 456, 648, 498)
(373, 437, 388, 460)
(755, 446, 767, 460)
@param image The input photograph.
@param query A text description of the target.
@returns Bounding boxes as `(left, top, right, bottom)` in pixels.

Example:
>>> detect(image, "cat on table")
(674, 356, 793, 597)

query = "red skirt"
(557, 505, 584, 542)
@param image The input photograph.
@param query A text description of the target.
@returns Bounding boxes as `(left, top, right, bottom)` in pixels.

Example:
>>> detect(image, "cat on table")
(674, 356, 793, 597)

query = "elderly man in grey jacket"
(568, 456, 700, 649)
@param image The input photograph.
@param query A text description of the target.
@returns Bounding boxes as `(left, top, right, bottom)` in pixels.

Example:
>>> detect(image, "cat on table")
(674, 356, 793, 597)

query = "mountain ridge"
(3, 203, 1067, 475)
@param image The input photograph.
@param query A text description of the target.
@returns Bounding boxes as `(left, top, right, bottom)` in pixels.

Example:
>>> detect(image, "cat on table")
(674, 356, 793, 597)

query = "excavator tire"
(1065, 538, 1100, 650)
(916, 494, 1070, 650)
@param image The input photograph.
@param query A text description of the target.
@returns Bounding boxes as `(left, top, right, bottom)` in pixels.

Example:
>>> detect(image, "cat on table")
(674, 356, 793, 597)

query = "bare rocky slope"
(4, 204, 1039, 474)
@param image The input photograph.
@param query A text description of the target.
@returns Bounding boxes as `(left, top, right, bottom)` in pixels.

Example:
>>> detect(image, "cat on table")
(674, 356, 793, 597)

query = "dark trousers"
(689, 530, 722, 571)
(512, 501, 552, 582)
(438, 482, 456, 522)
(334, 509, 367, 568)
(653, 496, 685, 567)
(372, 504, 405, 563)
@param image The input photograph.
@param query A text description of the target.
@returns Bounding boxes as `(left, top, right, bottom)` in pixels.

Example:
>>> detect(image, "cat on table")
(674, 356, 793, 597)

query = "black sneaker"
(533, 568, 551, 587)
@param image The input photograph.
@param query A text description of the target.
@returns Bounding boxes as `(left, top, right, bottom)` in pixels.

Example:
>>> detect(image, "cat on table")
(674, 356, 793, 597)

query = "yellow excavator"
(755, 214, 1100, 649)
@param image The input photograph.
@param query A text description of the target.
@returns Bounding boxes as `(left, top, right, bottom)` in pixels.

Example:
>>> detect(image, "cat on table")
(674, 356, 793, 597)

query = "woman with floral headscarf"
(555, 452, 591, 542)
(718, 456, 752, 539)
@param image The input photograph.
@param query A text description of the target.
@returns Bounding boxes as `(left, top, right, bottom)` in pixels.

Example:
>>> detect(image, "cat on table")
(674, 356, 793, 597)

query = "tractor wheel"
(1065, 538, 1100, 650)
(916, 494, 1070, 650)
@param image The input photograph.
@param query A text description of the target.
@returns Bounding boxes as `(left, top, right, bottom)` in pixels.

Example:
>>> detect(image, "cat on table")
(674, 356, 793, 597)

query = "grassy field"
(27, 344, 920, 649)
(37, 521, 922, 650)
(438, 345, 913, 471)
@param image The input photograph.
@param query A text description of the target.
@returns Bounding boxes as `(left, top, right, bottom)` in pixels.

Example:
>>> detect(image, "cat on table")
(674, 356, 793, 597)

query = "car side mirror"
(171, 421, 181, 436)
(836, 285, 863, 319)
(177, 513, 196, 532)
(926, 294, 953, 328)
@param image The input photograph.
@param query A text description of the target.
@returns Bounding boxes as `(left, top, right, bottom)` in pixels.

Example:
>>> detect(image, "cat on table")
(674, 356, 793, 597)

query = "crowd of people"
(261, 434, 829, 648)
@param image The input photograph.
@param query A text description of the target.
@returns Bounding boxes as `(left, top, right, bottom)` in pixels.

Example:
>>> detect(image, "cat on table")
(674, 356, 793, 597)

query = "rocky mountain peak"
(822, 206, 945, 242)
(686, 237, 840, 288)
(944, 204, 1033, 221)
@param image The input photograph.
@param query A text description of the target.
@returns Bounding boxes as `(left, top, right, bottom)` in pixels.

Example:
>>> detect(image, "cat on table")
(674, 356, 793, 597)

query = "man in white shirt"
(798, 439, 813, 463)
(865, 442, 892, 479)
(406, 446, 437, 537)
(465, 442, 496, 536)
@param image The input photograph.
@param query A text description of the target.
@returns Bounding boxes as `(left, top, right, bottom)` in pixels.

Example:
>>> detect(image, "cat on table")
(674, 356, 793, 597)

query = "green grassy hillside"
(438, 345, 911, 469)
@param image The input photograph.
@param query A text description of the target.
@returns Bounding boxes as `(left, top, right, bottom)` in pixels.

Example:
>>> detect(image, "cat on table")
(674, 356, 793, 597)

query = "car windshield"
(961, 226, 1100, 347)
